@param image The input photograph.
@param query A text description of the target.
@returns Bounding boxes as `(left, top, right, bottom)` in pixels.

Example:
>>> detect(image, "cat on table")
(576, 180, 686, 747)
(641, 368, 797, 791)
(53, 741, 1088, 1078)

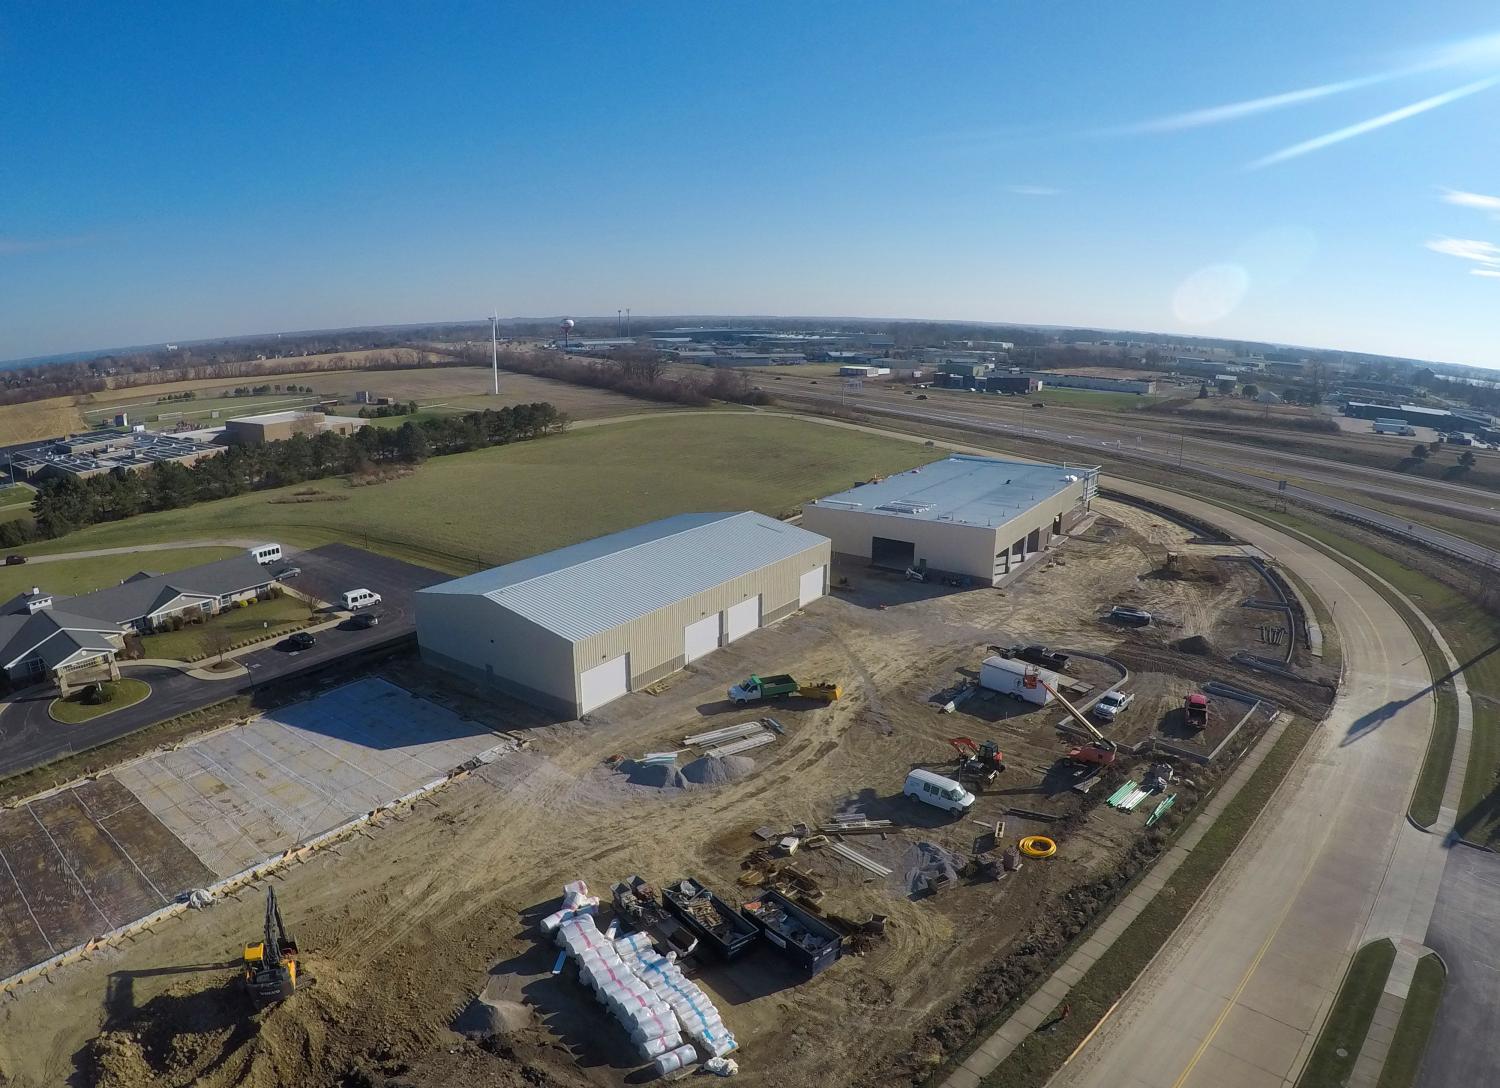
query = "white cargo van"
(341, 588, 382, 611)
(249, 543, 282, 565)
(903, 769, 975, 815)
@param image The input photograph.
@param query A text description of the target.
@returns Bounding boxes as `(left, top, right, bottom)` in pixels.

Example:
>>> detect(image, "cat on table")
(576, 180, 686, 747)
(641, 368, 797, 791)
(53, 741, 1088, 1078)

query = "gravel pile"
(1171, 634, 1216, 656)
(619, 759, 689, 789)
(680, 754, 755, 786)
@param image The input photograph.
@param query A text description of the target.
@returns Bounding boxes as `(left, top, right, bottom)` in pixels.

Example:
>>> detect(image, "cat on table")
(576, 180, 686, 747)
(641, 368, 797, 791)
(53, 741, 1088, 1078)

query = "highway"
(767, 385, 1500, 568)
(1050, 480, 1447, 1088)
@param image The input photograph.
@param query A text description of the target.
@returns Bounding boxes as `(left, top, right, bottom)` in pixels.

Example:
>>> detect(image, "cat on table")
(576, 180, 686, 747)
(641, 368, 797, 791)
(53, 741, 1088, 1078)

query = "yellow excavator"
(243, 887, 299, 1007)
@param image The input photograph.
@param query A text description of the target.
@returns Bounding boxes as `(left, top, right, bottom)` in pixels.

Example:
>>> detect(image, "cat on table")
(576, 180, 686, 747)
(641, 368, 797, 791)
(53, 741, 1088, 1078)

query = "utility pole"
(490, 312, 500, 395)
(626, 308, 631, 336)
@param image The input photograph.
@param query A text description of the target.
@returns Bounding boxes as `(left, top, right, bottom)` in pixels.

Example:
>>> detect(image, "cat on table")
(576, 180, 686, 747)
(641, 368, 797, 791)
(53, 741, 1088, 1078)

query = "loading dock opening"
(871, 536, 916, 570)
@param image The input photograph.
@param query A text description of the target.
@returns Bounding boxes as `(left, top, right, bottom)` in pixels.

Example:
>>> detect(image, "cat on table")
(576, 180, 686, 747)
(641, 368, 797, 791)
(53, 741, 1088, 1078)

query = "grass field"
(49, 678, 151, 724)
(0, 486, 34, 509)
(138, 594, 310, 660)
(1297, 939, 1397, 1088)
(14, 415, 938, 573)
(0, 547, 239, 601)
(1376, 953, 1445, 1088)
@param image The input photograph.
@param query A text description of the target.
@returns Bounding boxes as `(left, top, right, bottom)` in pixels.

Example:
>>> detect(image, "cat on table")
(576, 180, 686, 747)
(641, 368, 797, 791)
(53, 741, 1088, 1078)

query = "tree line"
(452, 344, 770, 407)
(5, 402, 567, 546)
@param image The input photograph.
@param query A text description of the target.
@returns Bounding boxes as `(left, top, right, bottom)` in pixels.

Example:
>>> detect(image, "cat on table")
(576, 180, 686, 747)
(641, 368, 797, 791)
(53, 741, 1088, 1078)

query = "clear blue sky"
(4, 3, 1499, 365)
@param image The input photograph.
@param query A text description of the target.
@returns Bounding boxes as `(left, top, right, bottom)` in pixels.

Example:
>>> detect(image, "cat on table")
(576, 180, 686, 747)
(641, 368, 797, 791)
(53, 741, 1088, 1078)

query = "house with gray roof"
(1, 551, 281, 691)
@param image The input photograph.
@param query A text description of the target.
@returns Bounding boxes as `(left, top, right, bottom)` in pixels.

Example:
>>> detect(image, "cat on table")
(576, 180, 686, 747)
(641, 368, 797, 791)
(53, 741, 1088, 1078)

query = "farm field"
(0, 546, 239, 601)
(14, 415, 939, 573)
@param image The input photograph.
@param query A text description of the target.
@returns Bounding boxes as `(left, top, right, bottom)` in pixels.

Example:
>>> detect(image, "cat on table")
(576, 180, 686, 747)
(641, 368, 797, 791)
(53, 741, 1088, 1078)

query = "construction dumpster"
(663, 878, 759, 960)
(739, 888, 843, 975)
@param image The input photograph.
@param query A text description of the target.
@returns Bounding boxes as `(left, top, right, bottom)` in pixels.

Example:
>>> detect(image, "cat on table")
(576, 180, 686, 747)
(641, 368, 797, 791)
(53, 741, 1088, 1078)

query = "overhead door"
(578, 654, 629, 715)
(725, 597, 761, 643)
(683, 614, 720, 663)
(798, 566, 825, 607)
(870, 536, 915, 570)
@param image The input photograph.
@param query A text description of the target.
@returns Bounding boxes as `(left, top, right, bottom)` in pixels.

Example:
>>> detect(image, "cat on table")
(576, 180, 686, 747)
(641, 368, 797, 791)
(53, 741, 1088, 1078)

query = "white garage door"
(683, 614, 720, 663)
(725, 597, 761, 643)
(798, 566, 826, 607)
(578, 654, 629, 715)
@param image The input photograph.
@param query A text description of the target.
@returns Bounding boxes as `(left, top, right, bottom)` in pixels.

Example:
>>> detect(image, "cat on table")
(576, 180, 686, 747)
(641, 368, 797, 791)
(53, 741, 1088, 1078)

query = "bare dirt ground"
(0, 500, 1328, 1088)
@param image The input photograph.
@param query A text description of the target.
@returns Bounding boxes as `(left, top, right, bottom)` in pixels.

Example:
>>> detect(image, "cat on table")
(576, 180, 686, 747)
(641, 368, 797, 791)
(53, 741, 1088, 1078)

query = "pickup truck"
(1093, 690, 1134, 720)
(729, 674, 799, 704)
(1015, 645, 1069, 671)
(1184, 692, 1210, 730)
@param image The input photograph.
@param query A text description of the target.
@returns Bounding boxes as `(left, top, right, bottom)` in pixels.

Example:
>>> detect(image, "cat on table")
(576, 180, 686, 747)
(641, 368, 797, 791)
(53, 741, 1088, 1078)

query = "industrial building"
(8, 429, 223, 481)
(416, 512, 831, 717)
(223, 410, 363, 444)
(801, 455, 1099, 586)
(1027, 372, 1157, 395)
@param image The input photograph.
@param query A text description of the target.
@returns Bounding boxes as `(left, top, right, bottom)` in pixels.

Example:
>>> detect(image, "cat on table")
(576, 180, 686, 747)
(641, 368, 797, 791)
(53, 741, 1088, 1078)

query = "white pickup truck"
(1093, 690, 1134, 721)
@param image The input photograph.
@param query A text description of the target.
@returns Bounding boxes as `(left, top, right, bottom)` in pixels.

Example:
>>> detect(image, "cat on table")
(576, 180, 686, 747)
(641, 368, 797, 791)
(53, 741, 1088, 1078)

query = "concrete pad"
(115, 678, 507, 876)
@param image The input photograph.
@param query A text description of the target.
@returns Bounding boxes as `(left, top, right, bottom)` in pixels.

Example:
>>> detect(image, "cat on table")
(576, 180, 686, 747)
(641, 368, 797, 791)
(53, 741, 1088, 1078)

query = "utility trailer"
(740, 888, 843, 975)
(663, 877, 760, 960)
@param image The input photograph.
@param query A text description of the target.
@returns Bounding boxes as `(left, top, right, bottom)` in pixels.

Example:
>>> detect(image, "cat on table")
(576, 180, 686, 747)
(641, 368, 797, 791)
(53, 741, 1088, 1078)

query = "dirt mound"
(680, 754, 755, 786)
(902, 841, 961, 896)
(1172, 634, 1216, 656)
(618, 759, 688, 789)
(452, 995, 533, 1038)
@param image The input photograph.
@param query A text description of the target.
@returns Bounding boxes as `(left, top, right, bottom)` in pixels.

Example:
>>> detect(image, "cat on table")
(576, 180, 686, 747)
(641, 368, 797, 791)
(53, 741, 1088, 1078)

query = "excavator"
(949, 737, 1006, 787)
(1022, 667, 1118, 768)
(243, 887, 299, 1007)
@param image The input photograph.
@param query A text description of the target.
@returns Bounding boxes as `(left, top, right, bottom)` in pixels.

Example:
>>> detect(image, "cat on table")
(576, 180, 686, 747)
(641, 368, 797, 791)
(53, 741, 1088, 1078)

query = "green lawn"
(49, 678, 151, 724)
(1376, 953, 1445, 1088)
(0, 547, 239, 601)
(0, 485, 34, 509)
(15, 415, 939, 574)
(1297, 940, 1397, 1088)
(137, 594, 312, 661)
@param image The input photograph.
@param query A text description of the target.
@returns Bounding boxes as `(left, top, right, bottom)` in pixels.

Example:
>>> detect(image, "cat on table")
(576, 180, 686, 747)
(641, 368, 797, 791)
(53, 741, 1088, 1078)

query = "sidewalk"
(942, 712, 1293, 1088)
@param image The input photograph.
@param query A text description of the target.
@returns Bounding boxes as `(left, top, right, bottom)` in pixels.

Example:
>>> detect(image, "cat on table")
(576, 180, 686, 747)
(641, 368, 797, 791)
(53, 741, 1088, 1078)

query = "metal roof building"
(802, 455, 1098, 586)
(415, 512, 831, 717)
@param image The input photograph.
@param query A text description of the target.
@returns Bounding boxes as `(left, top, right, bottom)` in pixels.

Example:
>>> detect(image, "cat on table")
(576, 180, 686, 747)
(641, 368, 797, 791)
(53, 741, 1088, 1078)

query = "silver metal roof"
(421, 512, 827, 642)
(809, 455, 1089, 528)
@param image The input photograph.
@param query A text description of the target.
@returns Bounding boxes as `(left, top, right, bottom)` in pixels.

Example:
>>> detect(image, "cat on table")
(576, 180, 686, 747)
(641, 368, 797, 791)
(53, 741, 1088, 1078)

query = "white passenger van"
(248, 543, 283, 565)
(903, 768, 976, 815)
(341, 588, 382, 611)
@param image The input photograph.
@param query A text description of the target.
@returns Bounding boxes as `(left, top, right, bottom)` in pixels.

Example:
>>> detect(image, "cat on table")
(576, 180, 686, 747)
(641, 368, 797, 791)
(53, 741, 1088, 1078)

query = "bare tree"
(201, 623, 236, 665)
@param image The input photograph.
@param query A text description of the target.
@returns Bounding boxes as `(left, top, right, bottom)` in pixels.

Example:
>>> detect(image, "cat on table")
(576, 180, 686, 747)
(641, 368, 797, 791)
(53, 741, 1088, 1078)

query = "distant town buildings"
(8, 430, 223, 482)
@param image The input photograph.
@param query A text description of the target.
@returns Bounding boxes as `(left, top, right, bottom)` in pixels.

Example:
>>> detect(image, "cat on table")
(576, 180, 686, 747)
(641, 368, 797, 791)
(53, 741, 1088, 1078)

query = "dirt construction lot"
(0, 500, 1330, 1088)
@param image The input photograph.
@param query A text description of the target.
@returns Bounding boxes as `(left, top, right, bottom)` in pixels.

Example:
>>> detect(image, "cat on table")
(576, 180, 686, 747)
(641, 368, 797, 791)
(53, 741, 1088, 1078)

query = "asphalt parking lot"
(0, 544, 450, 778)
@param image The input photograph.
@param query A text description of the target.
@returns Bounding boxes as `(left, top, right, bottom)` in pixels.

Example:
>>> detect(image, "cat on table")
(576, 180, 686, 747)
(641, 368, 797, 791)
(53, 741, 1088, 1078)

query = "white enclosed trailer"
(979, 655, 1059, 705)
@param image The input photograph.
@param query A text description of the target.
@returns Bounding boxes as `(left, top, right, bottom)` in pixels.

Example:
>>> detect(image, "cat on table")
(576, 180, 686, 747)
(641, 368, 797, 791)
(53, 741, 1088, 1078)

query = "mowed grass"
(138, 594, 310, 660)
(49, 678, 152, 724)
(1376, 953, 1446, 1088)
(1297, 939, 1397, 1088)
(15, 415, 940, 574)
(0, 547, 239, 601)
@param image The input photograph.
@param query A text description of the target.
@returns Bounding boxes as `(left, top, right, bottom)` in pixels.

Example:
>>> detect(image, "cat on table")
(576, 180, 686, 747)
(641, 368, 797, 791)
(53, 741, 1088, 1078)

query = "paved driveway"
(1417, 847, 1500, 1087)
(0, 544, 449, 778)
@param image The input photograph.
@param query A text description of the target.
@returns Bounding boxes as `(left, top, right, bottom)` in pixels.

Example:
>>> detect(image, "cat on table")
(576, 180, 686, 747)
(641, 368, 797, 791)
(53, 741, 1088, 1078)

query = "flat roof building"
(223, 410, 363, 444)
(9, 429, 223, 482)
(416, 512, 831, 718)
(802, 455, 1098, 586)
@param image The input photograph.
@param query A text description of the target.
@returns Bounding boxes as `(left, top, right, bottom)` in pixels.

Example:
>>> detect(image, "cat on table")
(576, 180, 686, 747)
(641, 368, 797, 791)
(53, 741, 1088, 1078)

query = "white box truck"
(980, 655, 1059, 705)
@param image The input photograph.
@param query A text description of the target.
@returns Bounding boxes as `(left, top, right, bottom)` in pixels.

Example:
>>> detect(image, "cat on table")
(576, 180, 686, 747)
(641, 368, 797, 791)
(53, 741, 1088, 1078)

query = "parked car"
(4, 555, 25, 566)
(276, 566, 301, 580)
(903, 768, 975, 815)
(1109, 605, 1152, 625)
(350, 611, 380, 629)
(284, 631, 316, 651)
(1093, 690, 1135, 721)
(916, 393, 929, 399)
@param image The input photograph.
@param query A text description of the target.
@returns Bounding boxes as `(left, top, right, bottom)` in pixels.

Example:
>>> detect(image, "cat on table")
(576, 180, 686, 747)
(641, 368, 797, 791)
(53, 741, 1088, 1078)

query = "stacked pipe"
(614, 932, 739, 1060)
(553, 913, 688, 1068)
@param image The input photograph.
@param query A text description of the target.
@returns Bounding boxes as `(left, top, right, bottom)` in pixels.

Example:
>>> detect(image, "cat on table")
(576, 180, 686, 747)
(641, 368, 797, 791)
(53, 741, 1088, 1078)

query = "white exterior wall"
(416, 592, 578, 715)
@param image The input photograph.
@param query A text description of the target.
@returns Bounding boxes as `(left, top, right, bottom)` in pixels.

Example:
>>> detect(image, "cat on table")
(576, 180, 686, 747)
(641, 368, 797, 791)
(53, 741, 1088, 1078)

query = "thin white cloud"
(1472, 268, 1500, 278)
(1112, 72, 1401, 134)
(1246, 74, 1500, 169)
(1442, 188, 1500, 218)
(1006, 185, 1062, 196)
(1425, 236, 1500, 268)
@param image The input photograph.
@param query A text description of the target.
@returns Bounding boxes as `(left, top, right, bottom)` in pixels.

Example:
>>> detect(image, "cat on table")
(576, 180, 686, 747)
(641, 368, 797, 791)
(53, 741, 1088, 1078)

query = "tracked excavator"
(243, 887, 299, 1007)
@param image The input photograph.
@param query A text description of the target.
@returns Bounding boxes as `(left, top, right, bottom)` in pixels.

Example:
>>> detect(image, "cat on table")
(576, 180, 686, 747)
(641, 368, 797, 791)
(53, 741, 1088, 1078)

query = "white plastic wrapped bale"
(552, 913, 682, 1061)
(627, 946, 737, 1057)
(655, 1042, 700, 1077)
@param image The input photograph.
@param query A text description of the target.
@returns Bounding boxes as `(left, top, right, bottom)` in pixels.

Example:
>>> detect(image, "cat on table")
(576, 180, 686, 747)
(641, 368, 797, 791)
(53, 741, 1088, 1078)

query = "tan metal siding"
(570, 539, 831, 691)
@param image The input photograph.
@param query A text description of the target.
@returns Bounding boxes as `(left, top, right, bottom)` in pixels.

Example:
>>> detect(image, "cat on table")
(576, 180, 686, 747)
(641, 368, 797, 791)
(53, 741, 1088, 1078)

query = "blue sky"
(3, 2, 1500, 365)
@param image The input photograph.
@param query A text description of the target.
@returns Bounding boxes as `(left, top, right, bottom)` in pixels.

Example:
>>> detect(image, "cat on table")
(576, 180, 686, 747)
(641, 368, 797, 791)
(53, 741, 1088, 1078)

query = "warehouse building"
(1026, 372, 1158, 395)
(223, 410, 363, 445)
(415, 512, 831, 717)
(802, 455, 1098, 586)
(9, 429, 223, 481)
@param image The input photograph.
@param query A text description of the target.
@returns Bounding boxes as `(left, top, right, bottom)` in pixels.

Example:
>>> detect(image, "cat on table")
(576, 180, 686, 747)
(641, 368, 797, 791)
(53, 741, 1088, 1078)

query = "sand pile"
(680, 754, 755, 786)
(452, 995, 533, 1038)
(903, 841, 961, 896)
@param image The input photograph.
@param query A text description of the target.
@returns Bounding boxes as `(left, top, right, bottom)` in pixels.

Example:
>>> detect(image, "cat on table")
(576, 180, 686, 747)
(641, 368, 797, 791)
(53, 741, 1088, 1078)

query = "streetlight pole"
(490, 312, 499, 395)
